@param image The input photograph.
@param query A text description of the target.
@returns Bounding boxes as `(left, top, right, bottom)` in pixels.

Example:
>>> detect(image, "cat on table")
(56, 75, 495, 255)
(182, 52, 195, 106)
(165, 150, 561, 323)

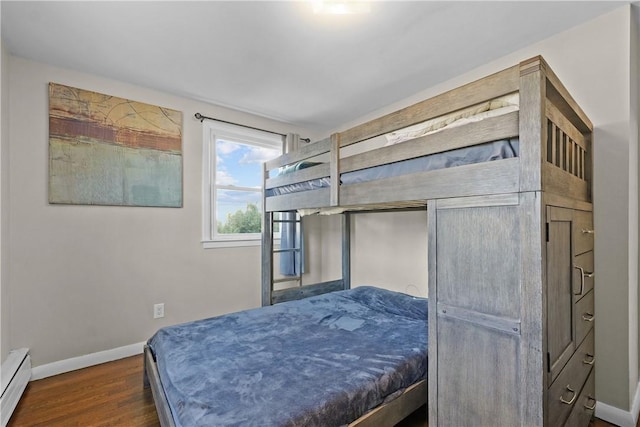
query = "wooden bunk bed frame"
(262, 54, 592, 305)
(262, 55, 595, 426)
(262, 56, 591, 217)
(143, 55, 594, 427)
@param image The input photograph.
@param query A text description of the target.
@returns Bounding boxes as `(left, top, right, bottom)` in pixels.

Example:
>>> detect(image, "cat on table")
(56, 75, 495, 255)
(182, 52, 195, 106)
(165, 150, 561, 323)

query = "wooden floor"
(9, 355, 159, 427)
(7, 355, 620, 427)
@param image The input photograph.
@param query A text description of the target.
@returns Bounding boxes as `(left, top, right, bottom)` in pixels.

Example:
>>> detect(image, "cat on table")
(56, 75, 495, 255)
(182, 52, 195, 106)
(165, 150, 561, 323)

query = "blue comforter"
(147, 286, 428, 427)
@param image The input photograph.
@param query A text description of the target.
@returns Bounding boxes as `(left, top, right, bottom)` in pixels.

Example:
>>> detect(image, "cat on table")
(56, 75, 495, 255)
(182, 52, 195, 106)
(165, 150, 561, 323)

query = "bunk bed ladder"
(273, 211, 304, 285)
(262, 211, 351, 306)
(262, 210, 274, 307)
(262, 211, 304, 306)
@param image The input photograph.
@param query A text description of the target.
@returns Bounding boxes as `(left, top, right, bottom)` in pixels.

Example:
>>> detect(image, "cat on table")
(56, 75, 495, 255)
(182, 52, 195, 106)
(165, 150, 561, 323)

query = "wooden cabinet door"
(429, 196, 523, 427)
(546, 206, 575, 382)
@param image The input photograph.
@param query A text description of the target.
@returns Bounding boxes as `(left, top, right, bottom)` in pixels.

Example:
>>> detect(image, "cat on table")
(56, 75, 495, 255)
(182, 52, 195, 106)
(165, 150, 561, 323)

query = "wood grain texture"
(330, 133, 340, 206)
(270, 280, 345, 304)
(544, 192, 593, 212)
(426, 200, 438, 427)
(546, 100, 586, 150)
(436, 203, 521, 319)
(546, 210, 574, 381)
(436, 317, 520, 427)
(573, 210, 595, 255)
(143, 347, 175, 427)
(8, 355, 160, 427)
(542, 164, 590, 202)
(265, 187, 331, 211)
(518, 64, 545, 193)
(342, 213, 351, 290)
(261, 210, 273, 306)
(517, 191, 545, 426)
(432, 196, 532, 426)
(435, 193, 519, 210)
(340, 158, 519, 207)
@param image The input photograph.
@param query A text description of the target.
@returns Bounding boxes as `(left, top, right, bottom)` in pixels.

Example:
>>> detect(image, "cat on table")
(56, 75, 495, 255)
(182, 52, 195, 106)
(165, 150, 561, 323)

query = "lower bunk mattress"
(146, 286, 428, 427)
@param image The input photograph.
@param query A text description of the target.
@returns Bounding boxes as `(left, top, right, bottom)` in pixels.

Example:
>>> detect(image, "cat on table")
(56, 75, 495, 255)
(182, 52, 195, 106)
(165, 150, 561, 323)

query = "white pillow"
(385, 93, 519, 146)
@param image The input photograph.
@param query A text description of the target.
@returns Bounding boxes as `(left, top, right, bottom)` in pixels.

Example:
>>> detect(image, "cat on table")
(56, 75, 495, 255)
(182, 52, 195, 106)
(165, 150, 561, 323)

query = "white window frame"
(201, 120, 283, 249)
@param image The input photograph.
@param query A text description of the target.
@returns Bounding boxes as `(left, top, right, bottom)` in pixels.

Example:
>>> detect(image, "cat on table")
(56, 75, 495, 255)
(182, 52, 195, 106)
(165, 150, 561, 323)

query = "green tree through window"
(217, 203, 261, 234)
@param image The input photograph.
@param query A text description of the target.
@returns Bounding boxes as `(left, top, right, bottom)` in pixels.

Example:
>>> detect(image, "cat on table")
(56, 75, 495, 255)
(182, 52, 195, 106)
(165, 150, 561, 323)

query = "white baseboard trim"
(632, 380, 640, 426)
(30, 341, 146, 381)
(596, 378, 640, 427)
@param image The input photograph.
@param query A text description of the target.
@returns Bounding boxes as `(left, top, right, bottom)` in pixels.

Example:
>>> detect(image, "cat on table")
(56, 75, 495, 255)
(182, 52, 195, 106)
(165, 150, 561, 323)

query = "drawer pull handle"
(560, 385, 577, 405)
(583, 353, 595, 365)
(582, 312, 595, 322)
(584, 396, 596, 411)
(574, 267, 594, 295)
(581, 229, 595, 234)
(574, 266, 585, 295)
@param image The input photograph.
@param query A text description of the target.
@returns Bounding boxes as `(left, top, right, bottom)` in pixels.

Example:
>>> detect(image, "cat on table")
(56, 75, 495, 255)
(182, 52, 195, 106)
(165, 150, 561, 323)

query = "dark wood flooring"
(7, 355, 620, 426)
(9, 355, 159, 426)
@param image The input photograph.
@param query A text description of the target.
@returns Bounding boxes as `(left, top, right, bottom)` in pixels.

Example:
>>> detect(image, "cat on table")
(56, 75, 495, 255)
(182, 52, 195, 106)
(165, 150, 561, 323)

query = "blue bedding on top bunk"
(147, 286, 428, 427)
(266, 138, 519, 196)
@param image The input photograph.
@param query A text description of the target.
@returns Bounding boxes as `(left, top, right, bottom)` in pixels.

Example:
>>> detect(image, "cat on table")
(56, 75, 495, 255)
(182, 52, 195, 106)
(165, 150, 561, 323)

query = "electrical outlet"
(153, 303, 165, 319)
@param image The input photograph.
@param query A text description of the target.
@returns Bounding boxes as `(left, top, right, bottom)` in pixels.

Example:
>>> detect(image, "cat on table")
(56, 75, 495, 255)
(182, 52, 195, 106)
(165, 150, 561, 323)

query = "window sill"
(202, 239, 280, 249)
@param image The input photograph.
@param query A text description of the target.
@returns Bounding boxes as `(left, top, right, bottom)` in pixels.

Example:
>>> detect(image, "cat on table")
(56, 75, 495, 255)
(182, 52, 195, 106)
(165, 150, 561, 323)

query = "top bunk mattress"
(266, 93, 520, 200)
(267, 138, 519, 197)
(147, 286, 428, 427)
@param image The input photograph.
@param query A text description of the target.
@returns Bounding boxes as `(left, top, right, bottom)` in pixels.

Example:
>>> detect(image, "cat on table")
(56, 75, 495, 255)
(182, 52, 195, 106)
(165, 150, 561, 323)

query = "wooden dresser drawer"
(573, 210, 594, 256)
(576, 290, 594, 346)
(573, 252, 594, 300)
(564, 370, 596, 427)
(548, 329, 594, 426)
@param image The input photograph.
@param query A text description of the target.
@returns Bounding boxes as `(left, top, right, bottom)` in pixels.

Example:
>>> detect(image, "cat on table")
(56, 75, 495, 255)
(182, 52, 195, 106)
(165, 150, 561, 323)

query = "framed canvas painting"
(48, 83, 183, 207)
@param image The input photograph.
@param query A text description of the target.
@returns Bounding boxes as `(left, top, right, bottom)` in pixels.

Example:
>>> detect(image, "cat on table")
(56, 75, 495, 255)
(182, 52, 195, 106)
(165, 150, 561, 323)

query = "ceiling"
(1, 1, 625, 133)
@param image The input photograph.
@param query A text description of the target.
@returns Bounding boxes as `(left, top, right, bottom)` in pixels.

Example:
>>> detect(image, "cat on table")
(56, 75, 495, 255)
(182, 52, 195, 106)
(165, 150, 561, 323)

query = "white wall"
(323, 4, 636, 416)
(310, 211, 429, 297)
(4, 55, 316, 367)
(635, 2, 640, 383)
(1, 20, 10, 364)
(630, 2, 640, 412)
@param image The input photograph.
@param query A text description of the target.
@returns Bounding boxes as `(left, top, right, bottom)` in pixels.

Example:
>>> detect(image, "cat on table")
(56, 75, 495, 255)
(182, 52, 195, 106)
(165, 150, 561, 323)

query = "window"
(202, 120, 283, 248)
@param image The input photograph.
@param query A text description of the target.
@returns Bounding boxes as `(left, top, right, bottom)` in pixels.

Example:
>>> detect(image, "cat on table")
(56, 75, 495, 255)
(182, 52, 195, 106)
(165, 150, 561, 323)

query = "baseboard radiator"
(1, 348, 31, 426)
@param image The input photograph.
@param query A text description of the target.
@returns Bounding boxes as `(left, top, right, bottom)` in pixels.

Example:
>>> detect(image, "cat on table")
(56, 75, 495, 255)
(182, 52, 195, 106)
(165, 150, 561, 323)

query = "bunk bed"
(144, 56, 594, 427)
(262, 56, 595, 426)
(262, 57, 590, 218)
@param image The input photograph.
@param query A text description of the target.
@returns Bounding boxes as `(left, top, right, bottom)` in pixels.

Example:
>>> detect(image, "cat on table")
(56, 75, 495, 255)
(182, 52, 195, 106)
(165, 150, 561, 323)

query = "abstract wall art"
(48, 83, 183, 207)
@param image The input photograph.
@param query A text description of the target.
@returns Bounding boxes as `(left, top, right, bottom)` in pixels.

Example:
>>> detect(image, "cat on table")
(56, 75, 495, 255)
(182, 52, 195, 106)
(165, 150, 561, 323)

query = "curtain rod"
(194, 113, 310, 142)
